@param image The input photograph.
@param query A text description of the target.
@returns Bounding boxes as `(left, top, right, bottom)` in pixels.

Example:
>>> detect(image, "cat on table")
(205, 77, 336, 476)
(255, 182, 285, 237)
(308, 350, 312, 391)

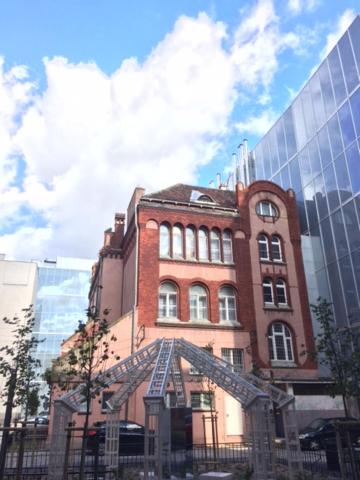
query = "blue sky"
(0, 0, 358, 260)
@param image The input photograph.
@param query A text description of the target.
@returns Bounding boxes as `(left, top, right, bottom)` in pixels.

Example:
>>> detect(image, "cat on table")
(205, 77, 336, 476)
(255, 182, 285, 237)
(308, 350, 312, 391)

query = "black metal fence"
(2, 426, 360, 479)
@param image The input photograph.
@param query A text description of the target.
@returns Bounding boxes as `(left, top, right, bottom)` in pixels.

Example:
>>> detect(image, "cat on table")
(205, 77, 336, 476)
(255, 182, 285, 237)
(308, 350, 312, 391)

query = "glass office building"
(250, 16, 360, 329)
(34, 256, 93, 372)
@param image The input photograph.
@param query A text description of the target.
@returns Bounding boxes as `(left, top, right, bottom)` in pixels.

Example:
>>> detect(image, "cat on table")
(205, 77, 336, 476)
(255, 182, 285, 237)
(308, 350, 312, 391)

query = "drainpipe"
(125, 203, 140, 421)
(132, 203, 140, 357)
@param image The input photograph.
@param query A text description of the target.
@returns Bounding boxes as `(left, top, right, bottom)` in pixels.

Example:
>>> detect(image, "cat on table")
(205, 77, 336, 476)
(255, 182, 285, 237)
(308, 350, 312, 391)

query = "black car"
(86, 420, 152, 455)
(299, 417, 360, 450)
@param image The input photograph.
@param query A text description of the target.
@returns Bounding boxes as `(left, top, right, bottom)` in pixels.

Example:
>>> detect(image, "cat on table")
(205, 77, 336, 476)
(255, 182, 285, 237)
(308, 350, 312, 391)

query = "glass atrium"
(34, 257, 93, 372)
(251, 16, 360, 328)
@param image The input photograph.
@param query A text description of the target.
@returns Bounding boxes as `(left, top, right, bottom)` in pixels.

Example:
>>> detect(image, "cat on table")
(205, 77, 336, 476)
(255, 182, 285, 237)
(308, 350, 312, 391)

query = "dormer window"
(197, 195, 214, 203)
(256, 201, 278, 218)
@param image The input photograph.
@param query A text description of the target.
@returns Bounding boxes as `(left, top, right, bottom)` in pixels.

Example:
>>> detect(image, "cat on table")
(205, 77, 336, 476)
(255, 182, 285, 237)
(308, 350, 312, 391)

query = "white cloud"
(0, 3, 316, 260)
(288, 0, 319, 15)
(235, 109, 278, 137)
(321, 9, 356, 58)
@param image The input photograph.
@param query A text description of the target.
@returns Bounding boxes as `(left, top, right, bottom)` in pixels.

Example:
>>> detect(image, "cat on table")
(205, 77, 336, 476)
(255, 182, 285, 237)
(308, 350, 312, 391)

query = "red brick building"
(65, 180, 342, 442)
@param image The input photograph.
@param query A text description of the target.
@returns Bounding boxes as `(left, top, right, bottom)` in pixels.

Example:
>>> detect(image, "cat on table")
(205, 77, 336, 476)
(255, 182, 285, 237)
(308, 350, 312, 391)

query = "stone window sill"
(270, 361, 297, 368)
(264, 305, 292, 312)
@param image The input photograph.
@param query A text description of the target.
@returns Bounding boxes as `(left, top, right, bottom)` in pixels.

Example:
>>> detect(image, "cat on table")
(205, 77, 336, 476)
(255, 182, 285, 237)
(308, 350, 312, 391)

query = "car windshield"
(306, 419, 327, 430)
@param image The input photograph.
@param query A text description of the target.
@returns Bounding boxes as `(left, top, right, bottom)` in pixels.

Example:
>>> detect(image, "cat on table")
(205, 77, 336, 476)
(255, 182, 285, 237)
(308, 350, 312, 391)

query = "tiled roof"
(141, 184, 237, 209)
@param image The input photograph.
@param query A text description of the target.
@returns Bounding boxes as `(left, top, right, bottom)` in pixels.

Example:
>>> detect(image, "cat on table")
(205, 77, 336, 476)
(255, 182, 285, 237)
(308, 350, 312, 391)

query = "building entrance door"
(225, 395, 243, 436)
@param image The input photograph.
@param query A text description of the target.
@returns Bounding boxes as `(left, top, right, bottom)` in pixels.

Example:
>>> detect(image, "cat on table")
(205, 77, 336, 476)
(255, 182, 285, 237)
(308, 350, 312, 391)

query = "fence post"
(15, 426, 26, 480)
(62, 423, 73, 480)
(94, 433, 100, 480)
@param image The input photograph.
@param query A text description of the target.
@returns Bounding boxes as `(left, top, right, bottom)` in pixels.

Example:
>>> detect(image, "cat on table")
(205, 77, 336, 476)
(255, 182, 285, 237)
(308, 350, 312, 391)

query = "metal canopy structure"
(49, 337, 302, 480)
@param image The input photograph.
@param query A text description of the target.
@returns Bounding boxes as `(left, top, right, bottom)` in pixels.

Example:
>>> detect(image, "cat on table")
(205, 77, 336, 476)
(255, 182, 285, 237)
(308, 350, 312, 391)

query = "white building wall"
(0, 258, 38, 423)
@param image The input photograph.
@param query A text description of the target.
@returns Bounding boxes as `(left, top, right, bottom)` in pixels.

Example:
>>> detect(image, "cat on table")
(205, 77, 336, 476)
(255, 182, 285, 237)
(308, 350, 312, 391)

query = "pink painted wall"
(122, 244, 136, 315)
(99, 257, 123, 323)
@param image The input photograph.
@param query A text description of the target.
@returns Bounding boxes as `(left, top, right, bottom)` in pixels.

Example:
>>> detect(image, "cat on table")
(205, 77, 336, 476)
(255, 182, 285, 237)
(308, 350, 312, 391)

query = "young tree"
(0, 306, 42, 477)
(27, 388, 40, 417)
(53, 307, 118, 480)
(310, 298, 360, 416)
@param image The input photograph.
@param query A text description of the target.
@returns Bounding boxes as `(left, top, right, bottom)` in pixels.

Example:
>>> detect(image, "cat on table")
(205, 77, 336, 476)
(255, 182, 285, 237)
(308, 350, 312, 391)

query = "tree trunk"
(0, 369, 17, 479)
(342, 395, 349, 417)
(79, 396, 91, 480)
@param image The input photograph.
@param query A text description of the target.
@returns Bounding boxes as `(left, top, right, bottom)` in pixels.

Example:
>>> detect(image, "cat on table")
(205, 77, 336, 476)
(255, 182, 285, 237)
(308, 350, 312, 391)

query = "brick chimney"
(112, 213, 126, 248)
(235, 181, 246, 208)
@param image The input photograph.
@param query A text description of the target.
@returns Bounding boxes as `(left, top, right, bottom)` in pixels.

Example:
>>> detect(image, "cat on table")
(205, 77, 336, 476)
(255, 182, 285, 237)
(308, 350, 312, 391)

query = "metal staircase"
(49, 337, 303, 480)
(170, 353, 186, 407)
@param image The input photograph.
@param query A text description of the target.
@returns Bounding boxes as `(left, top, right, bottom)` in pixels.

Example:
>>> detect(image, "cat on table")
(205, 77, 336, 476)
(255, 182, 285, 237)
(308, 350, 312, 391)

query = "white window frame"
(258, 234, 270, 261)
(271, 235, 282, 262)
(159, 224, 170, 257)
(276, 279, 288, 305)
(189, 346, 213, 375)
(223, 230, 233, 263)
(221, 348, 244, 373)
(268, 322, 294, 362)
(198, 229, 209, 261)
(189, 285, 208, 321)
(190, 391, 215, 410)
(256, 201, 278, 217)
(158, 282, 177, 318)
(219, 286, 237, 323)
(210, 229, 221, 262)
(263, 278, 274, 304)
(186, 227, 196, 259)
(172, 225, 183, 258)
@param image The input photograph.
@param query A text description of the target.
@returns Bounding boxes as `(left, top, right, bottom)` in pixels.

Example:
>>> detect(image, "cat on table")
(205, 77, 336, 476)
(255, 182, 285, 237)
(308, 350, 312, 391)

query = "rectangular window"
(223, 234, 233, 263)
(327, 114, 343, 160)
(190, 392, 214, 411)
(211, 234, 221, 262)
(338, 31, 359, 95)
(165, 391, 177, 408)
(189, 347, 212, 375)
(221, 348, 244, 373)
(328, 46, 347, 107)
(101, 391, 114, 412)
(263, 284, 274, 304)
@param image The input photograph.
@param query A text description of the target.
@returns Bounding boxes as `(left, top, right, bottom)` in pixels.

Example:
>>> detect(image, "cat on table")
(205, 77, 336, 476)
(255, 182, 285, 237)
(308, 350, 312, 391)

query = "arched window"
(268, 322, 294, 362)
(210, 229, 221, 262)
(198, 228, 209, 261)
(223, 230, 233, 263)
(263, 278, 274, 304)
(256, 201, 278, 217)
(190, 285, 208, 321)
(271, 235, 282, 262)
(219, 286, 237, 323)
(172, 225, 183, 258)
(258, 234, 269, 261)
(186, 227, 196, 259)
(198, 195, 214, 203)
(158, 282, 177, 318)
(160, 224, 170, 257)
(276, 279, 288, 305)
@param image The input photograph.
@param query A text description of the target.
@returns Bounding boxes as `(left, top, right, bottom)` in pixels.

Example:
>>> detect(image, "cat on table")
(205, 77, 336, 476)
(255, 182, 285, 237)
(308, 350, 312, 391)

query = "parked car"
(86, 420, 153, 455)
(299, 417, 360, 450)
(17, 415, 49, 426)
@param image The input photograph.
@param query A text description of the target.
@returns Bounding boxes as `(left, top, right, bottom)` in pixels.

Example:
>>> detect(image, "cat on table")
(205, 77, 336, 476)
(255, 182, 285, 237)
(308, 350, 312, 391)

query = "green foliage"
(27, 388, 40, 417)
(310, 298, 360, 414)
(53, 307, 118, 480)
(55, 307, 118, 402)
(0, 306, 42, 410)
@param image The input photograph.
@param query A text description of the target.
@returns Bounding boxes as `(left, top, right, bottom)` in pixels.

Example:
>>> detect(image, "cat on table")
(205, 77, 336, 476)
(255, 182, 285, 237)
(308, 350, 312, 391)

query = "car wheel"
(309, 440, 321, 451)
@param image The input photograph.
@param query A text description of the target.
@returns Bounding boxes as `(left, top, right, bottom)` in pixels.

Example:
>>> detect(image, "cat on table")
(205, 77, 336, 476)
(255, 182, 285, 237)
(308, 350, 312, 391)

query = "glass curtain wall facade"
(251, 16, 360, 329)
(34, 257, 93, 372)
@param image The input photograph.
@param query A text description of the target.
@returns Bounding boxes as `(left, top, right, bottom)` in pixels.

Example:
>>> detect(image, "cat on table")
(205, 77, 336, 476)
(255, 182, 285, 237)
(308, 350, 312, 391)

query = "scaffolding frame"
(49, 337, 302, 480)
